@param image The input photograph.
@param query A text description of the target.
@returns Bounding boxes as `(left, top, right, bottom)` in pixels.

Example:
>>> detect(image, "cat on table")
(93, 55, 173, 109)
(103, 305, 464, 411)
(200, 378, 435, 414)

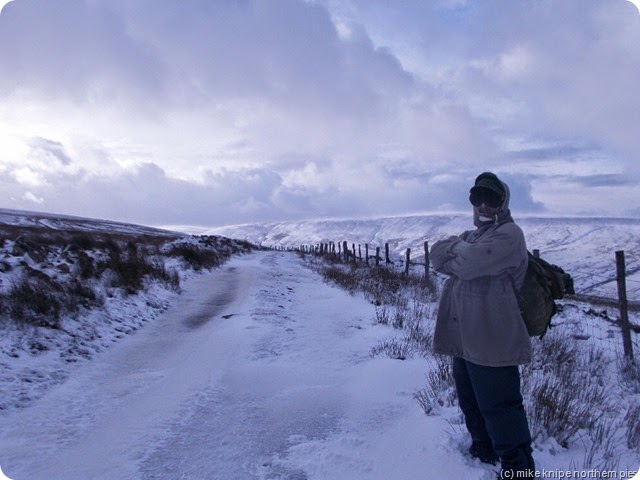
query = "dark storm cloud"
(568, 174, 634, 188)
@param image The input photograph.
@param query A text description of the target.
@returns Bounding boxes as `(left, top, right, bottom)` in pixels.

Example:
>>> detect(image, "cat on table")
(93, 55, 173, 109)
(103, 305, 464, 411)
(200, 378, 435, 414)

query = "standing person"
(430, 172, 535, 478)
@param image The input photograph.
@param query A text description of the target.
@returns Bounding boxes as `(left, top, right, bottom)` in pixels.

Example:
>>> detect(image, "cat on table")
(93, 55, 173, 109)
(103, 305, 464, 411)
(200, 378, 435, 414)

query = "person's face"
(474, 203, 501, 218)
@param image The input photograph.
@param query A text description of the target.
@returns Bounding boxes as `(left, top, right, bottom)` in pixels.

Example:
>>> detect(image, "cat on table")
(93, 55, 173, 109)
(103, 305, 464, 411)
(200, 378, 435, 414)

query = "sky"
(0, 0, 639, 228)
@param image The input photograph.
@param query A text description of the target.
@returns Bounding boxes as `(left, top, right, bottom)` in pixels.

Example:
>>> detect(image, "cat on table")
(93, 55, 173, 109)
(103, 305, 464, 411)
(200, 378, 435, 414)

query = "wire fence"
(292, 239, 639, 360)
(296, 241, 639, 300)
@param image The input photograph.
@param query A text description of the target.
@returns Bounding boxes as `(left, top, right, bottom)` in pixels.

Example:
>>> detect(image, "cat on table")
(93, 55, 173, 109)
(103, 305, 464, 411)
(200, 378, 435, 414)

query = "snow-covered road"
(0, 251, 491, 480)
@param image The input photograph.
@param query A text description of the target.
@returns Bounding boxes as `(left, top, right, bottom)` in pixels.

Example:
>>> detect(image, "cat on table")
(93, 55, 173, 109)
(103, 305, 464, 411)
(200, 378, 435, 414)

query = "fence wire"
(299, 240, 640, 310)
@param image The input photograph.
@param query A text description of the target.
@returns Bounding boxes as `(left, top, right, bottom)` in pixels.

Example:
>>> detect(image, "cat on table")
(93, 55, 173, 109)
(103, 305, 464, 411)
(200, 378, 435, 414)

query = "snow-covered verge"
(0, 210, 254, 413)
(302, 251, 640, 474)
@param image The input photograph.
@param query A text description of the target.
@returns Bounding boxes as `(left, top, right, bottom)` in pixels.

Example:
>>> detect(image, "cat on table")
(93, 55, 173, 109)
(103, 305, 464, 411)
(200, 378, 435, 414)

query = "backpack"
(517, 252, 574, 338)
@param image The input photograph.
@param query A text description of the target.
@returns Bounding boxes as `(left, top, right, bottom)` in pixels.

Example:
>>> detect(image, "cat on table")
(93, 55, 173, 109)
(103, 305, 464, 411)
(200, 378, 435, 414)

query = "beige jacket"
(431, 184, 531, 366)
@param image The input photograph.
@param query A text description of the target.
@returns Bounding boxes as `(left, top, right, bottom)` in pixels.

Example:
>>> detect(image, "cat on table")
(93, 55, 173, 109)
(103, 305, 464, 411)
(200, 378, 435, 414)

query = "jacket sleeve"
(442, 225, 526, 281)
(430, 235, 463, 274)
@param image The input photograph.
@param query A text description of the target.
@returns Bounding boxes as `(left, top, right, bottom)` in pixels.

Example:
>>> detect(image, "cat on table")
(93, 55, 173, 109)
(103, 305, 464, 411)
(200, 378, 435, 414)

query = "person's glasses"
(469, 189, 503, 208)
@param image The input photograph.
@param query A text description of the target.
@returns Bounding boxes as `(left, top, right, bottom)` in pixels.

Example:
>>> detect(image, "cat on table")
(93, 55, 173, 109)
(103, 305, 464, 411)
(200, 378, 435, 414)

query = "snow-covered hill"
(205, 214, 640, 301)
(0, 208, 254, 413)
(0, 208, 180, 238)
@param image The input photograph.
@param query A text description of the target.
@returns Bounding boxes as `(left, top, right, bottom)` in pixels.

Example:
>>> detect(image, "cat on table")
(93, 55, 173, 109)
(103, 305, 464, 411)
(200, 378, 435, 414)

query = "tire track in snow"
(138, 251, 353, 479)
(0, 254, 261, 479)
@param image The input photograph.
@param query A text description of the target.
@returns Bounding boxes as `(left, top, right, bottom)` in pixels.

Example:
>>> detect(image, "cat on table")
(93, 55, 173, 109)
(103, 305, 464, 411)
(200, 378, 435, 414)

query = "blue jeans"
(453, 357, 533, 468)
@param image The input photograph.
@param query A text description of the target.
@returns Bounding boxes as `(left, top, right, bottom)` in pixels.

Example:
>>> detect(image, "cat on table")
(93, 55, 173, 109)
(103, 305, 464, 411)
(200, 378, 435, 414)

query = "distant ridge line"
(0, 208, 182, 238)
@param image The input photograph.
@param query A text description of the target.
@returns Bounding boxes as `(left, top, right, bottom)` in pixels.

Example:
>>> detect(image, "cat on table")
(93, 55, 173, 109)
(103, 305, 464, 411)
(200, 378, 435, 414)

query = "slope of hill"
(0, 208, 254, 413)
(0, 208, 180, 239)
(206, 214, 640, 301)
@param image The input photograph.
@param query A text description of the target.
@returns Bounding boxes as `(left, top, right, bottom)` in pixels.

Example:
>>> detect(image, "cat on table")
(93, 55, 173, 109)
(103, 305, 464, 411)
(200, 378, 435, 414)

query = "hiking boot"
(469, 442, 499, 465)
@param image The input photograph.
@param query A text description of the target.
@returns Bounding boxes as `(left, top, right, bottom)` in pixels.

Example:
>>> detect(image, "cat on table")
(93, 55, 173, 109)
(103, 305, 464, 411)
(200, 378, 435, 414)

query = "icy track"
(0, 251, 491, 480)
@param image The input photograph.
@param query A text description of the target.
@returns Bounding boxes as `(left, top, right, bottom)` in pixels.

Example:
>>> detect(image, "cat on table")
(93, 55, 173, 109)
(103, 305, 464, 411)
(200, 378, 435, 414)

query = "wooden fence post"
(343, 241, 348, 261)
(376, 247, 380, 267)
(365, 244, 369, 265)
(616, 250, 634, 360)
(405, 248, 411, 275)
(424, 241, 430, 279)
(385, 243, 390, 264)
(533, 249, 540, 258)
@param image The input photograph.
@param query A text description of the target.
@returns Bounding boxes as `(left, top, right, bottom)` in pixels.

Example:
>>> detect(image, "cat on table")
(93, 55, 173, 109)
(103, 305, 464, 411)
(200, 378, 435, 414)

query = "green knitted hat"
(470, 172, 505, 197)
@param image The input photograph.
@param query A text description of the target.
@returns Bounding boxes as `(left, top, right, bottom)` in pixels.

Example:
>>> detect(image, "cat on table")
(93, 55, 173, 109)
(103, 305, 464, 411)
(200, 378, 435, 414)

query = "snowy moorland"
(205, 213, 640, 301)
(0, 208, 638, 479)
(0, 208, 254, 413)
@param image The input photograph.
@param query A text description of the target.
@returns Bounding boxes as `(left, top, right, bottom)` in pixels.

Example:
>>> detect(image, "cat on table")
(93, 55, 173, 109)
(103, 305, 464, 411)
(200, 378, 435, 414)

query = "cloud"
(0, 0, 639, 225)
(1, 162, 283, 225)
(0, 0, 164, 105)
(23, 191, 44, 204)
(462, 2, 640, 166)
(29, 137, 73, 166)
(569, 174, 633, 188)
(0, 0, 414, 115)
